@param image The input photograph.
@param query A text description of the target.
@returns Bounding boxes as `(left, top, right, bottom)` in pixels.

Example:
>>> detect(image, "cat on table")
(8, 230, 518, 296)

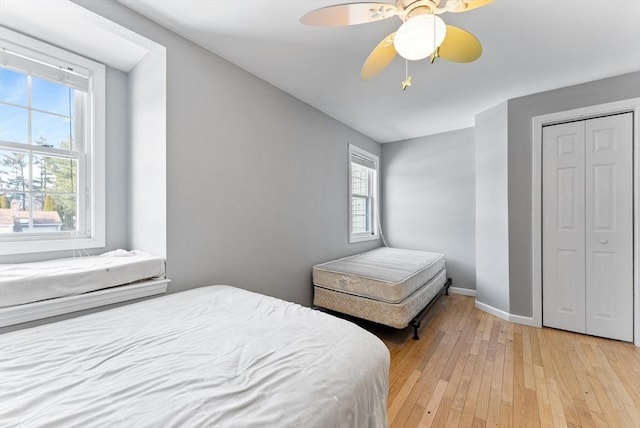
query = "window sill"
(0, 278, 169, 327)
(0, 235, 106, 256)
(349, 234, 379, 244)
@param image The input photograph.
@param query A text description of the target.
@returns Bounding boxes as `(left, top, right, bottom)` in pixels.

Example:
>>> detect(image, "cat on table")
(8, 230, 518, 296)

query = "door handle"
(600, 238, 608, 245)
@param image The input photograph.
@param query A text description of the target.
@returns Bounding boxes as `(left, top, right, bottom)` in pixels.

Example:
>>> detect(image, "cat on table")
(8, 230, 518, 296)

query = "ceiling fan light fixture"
(393, 14, 447, 61)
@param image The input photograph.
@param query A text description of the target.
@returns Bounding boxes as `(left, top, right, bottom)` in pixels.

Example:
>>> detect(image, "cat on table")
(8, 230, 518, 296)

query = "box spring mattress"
(313, 247, 445, 303)
(314, 268, 447, 329)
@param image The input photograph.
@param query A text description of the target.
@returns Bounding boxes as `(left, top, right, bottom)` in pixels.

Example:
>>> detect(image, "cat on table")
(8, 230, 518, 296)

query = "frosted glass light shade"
(393, 14, 447, 60)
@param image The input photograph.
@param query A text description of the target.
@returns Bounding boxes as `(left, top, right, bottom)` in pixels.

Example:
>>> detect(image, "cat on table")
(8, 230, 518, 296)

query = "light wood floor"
(364, 294, 640, 428)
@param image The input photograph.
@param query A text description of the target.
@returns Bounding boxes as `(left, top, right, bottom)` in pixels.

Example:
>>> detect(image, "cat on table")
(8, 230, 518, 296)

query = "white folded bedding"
(0, 285, 390, 427)
(0, 249, 165, 307)
(313, 247, 445, 303)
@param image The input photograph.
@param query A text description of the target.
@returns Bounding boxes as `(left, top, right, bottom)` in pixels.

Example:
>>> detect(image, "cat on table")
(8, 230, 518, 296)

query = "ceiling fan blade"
(361, 32, 397, 79)
(438, 25, 482, 63)
(300, 3, 398, 27)
(447, 0, 494, 13)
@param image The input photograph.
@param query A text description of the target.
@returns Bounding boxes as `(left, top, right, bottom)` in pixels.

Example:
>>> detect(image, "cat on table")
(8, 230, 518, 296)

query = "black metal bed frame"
(410, 277, 452, 340)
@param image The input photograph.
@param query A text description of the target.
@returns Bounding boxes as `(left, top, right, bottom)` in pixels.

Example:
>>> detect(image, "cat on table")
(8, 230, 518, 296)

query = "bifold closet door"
(584, 114, 633, 341)
(543, 121, 587, 334)
(542, 113, 633, 342)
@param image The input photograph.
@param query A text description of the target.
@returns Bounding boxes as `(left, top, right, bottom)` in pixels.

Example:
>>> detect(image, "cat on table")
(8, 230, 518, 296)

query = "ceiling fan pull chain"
(402, 59, 412, 90)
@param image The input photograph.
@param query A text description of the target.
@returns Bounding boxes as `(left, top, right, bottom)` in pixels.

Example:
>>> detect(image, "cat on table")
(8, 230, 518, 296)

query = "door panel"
(592, 164, 614, 231)
(543, 121, 586, 333)
(556, 249, 582, 315)
(585, 113, 633, 341)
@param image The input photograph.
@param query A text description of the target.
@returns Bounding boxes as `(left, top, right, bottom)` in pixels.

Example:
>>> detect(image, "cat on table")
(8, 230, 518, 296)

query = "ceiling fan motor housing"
(397, 0, 442, 21)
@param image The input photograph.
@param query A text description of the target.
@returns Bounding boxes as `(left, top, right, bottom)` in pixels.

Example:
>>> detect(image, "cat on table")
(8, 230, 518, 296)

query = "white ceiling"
(115, 0, 640, 143)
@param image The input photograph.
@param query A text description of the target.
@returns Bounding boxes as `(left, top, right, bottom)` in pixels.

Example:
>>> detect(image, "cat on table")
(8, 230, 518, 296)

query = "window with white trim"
(0, 28, 105, 255)
(349, 144, 379, 243)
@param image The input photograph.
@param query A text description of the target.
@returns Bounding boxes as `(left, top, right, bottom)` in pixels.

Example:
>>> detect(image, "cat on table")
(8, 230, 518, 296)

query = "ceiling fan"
(300, 0, 493, 86)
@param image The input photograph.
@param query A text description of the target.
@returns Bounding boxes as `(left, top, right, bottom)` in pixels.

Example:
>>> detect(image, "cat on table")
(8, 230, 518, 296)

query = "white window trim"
(0, 27, 105, 255)
(348, 144, 379, 243)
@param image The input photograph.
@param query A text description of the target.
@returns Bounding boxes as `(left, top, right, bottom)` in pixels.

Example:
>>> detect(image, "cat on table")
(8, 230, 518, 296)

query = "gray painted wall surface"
(381, 128, 476, 290)
(507, 72, 640, 316)
(0, 67, 130, 264)
(475, 102, 510, 313)
(74, 0, 381, 306)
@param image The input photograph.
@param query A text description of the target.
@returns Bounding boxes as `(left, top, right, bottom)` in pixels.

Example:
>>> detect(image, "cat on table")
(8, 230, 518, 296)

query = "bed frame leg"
(409, 277, 452, 341)
(411, 320, 420, 340)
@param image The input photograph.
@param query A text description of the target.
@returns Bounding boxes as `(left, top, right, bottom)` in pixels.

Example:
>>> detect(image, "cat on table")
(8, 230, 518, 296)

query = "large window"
(349, 144, 379, 243)
(0, 28, 105, 255)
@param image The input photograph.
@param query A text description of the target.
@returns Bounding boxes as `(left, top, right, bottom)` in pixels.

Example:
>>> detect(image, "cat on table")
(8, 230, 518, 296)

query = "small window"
(0, 28, 105, 255)
(349, 144, 379, 243)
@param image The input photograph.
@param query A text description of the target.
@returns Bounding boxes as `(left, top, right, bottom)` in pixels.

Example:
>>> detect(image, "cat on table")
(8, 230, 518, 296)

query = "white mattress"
(314, 268, 447, 329)
(0, 285, 389, 427)
(313, 247, 445, 303)
(0, 249, 165, 308)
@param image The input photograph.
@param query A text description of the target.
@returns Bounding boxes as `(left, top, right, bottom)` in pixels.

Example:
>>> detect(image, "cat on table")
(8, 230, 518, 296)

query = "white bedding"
(313, 247, 445, 303)
(0, 285, 390, 427)
(0, 250, 165, 308)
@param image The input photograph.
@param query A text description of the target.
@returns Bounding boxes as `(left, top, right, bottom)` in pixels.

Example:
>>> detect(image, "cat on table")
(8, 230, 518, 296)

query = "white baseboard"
(474, 300, 537, 327)
(0, 279, 170, 327)
(475, 300, 510, 321)
(448, 287, 476, 297)
(509, 313, 540, 327)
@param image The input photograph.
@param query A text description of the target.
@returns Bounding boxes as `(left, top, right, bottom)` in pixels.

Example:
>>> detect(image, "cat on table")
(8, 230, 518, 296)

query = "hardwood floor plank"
(547, 378, 569, 428)
(367, 295, 640, 428)
(523, 388, 541, 428)
(609, 360, 640, 408)
(401, 405, 425, 428)
(473, 343, 495, 423)
(522, 327, 536, 390)
(502, 334, 514, 407)
(592, 366, 638, 427)
(451, 351, 477, 413)
(387, 328, 439, 404)
(458, 340, 489, 427)
(500, 402, 514, 428)
(486, 341, 505, 427)
(431, 332, 473, 426)
(512, 331, 527, 427)
(417, 379, 448, 428)
(528, 326, 544, 367)
(388, 369, 422, 425)
(533, 365, 554, 426)
(573, 395, 597, 428)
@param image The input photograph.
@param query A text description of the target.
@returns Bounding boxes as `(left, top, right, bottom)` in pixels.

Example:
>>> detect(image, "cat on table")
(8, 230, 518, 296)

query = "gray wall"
(475, 102, 510, 312)
(381, 128, 476, 291)
(507, 71, 640, 316)
(0, 67, 130, 264)
(74, 0, 381, 306)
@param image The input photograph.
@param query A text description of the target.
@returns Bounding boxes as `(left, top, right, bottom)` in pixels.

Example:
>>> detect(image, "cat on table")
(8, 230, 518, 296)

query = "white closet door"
(585, 113, 633, 341)
(542, 121, 586, 333)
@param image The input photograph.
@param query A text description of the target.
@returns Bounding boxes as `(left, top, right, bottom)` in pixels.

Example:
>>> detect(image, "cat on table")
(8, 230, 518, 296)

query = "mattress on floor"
(0, 249, 166, 308)
(314, 268, 447, 329)
(313, 247, 445, 303)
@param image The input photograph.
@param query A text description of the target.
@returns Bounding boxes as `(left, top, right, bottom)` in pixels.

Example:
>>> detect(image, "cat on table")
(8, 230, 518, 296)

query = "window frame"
(348, 144, 379, 243)
(0, 27, 105, 255)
